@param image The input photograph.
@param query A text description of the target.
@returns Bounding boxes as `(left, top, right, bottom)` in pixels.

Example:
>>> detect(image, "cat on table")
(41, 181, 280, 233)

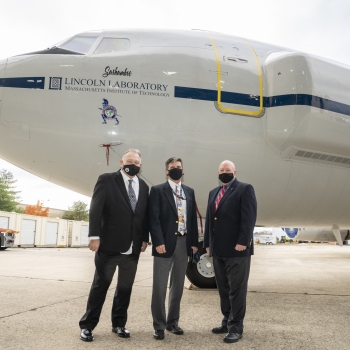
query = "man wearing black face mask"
(204, 160, 257, 344)
(148, 157, 199, 340)
(79, 149, 149, 342)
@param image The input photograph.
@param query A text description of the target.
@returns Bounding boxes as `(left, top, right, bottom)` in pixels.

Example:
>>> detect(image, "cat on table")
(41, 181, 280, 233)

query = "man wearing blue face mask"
(148, 157, 199, 340)
(79, 149, 149, 342)
(204, 160, 257, 344)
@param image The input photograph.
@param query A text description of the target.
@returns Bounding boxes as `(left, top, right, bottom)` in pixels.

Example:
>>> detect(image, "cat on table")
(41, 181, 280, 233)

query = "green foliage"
(63, 200, 89, 221)
(0, 169, 22, 213)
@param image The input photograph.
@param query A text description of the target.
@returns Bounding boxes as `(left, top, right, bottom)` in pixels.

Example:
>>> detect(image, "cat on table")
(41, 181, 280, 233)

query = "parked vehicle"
(259, 235, 276, 245)
(0, 228, 17, 250)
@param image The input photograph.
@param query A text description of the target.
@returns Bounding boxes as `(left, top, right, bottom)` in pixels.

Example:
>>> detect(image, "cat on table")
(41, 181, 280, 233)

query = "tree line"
(0, 169, 89, 221)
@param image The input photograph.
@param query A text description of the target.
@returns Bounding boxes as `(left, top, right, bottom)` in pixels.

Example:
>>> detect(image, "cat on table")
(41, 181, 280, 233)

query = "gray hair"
(122, 148, 142, 162)
(165, 157, 183, 169)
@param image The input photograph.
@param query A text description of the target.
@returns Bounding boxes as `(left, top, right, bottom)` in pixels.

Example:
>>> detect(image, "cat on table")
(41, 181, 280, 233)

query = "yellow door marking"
(208, 36, 264, 117)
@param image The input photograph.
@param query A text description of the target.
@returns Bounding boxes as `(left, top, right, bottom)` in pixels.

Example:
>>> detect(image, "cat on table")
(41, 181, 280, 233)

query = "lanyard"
(172, 186, 186, 200)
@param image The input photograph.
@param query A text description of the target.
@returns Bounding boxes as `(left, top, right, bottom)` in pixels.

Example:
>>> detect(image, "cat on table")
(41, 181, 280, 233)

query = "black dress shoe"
(112, 327, 130, 338)
(224, 333, 242, 343)
(80, 329, 94, 342)
(153, 330, 165, 340)
(166, 324, 184, 335)
(212, 325, 228, 334)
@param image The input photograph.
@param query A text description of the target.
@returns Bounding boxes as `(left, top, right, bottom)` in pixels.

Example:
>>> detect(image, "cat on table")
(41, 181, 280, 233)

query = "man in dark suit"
(204, 160, 257, 344)
(149, 157, 199, 340)
(79, 149, 149, 342)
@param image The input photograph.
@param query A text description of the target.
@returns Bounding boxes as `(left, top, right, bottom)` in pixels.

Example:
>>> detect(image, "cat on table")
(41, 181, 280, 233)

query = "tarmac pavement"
(1, 243, 350, 349)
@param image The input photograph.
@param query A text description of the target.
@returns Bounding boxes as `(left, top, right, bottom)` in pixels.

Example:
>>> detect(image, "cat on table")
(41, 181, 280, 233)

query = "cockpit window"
(58, 36, 98, 54)
(94, 38, 131, 54)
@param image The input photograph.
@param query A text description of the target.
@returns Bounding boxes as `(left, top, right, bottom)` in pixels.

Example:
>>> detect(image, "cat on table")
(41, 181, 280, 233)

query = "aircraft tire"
(186, 246, 217, 288)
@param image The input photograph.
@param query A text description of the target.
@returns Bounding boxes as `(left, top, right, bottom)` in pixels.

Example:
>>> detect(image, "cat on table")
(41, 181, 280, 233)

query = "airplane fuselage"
(1, 29, 350, 229)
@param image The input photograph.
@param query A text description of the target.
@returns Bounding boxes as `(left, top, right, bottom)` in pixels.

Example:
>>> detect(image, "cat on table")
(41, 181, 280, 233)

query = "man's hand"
(141, 242, 148, 253)
(206, 247, 210, 254)
(235, 244, 247, 251)
(191, 246, 198, 253)
(88, 239, 100, 252)
(155, 244, 166, 254)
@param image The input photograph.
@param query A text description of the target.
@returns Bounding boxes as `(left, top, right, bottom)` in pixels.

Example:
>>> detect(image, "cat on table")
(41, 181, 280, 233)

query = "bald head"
(218, 160, 236, 174)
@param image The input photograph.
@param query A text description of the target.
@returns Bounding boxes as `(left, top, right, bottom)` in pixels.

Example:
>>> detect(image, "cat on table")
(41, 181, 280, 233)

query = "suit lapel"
(115, 170, 133, 212)
(134, 178, 146, 213)
(209, 187, 219, 217)
(216, 180, 238, 212)
(163, 182, 177, 216)
(182, 185, 191, 220)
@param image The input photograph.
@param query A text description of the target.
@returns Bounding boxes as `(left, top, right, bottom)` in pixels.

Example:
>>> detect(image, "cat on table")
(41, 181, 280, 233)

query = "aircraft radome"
(1, 29, 350, 287)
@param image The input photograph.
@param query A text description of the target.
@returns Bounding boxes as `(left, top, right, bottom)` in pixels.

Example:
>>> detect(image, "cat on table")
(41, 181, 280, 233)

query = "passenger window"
(94, 38, 131, 54)
(59, 36, 98, 54)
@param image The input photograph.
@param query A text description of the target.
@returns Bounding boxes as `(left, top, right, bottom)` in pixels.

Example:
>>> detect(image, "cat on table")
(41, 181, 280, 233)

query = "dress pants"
(151, 235, 188, 330)
(213, 255, 251, 334)
(79, 249, 139, 330)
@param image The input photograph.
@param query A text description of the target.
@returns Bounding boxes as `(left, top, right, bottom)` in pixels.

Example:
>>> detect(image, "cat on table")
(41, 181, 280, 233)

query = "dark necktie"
(214, 184, 227, 211)
(128, 179, 137, 212)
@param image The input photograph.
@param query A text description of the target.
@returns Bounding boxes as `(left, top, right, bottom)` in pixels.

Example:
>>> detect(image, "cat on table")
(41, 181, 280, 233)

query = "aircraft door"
(207, 35, 264, 117)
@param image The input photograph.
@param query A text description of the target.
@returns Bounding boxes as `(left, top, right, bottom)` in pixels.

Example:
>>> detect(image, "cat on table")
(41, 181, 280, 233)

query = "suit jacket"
(204, 179, 257, 258)
(148, 182, 199, 258)
(88, 170, 149, 254)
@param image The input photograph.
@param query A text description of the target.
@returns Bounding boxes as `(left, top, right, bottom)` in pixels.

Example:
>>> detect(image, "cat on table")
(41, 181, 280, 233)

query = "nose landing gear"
(186, 245, 217, 288)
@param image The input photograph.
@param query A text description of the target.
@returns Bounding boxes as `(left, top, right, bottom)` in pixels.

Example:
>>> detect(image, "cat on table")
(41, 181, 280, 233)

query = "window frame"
(93, 37, 131, 55)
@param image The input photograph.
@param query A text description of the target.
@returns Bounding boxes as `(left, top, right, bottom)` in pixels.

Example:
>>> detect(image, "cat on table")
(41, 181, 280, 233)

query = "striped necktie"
(214, 184, 227, 211)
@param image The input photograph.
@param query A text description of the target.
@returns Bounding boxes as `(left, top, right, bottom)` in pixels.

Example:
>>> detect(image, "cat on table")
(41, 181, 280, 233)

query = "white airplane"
(1, 29, 350, 287)
(283, 227, 349, 242)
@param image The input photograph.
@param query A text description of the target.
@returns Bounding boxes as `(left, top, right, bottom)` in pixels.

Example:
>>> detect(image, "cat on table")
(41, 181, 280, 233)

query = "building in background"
(0, 210, 89, 247)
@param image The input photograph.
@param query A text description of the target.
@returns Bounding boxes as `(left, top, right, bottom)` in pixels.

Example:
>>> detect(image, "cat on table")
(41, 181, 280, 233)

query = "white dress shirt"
(90, 170, 140, 255)
(168, 179, 187, 231)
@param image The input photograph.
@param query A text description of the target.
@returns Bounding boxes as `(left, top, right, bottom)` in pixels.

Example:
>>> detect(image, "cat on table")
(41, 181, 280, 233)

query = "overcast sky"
(1, 0, 349, 209)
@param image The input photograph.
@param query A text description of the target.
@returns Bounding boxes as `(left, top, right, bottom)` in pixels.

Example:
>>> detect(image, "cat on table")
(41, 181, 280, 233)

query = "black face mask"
(167, 168, 183, 181)
(123, 164, 140, 176)
(219, 173, 234, 184)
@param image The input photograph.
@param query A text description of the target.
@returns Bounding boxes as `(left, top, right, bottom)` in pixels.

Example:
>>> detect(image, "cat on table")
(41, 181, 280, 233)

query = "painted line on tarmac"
(0, 274, 153, 285)
(0, 275, 92, 284)
(0, 276, 153, 320)
(2, 275, 349, 297)
(0, 294, 90, 320)
(249, 290, 350, 297)
(0, 285, 128, 320)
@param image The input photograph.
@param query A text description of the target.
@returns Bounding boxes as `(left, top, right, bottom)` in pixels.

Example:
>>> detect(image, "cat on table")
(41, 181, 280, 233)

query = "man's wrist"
(89, 236, 100, 241)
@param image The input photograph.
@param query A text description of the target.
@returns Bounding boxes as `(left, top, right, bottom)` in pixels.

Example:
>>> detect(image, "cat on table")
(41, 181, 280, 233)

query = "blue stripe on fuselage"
(1, 80, 349, 117)
(174, 86, 350, 117)
(0, 77, 45, 89)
